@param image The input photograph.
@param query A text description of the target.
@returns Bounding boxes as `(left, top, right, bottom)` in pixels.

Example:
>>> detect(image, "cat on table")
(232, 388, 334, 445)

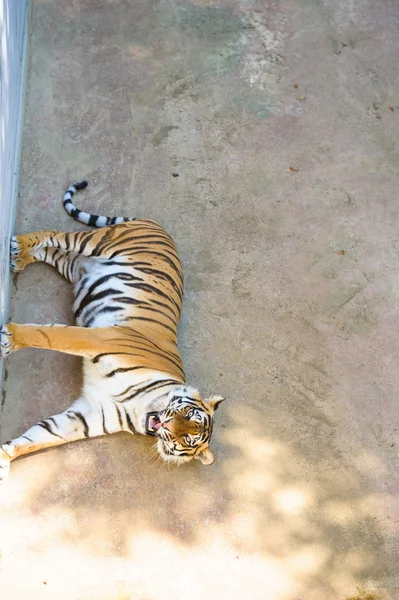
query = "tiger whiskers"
(143, 442, 159, 463)
(152, 453, 164, 468)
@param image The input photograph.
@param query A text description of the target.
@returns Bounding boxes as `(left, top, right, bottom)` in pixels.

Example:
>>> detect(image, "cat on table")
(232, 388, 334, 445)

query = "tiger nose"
(162, 420, 173, 431)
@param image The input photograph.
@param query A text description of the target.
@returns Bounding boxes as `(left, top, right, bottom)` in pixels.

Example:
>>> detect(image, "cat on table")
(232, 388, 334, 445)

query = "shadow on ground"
(0, 369, 396, 599)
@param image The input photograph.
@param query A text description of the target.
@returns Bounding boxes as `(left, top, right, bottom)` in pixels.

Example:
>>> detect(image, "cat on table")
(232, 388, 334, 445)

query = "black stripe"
(92, 351, 148, 364)
(51, 248, 62, 260)
(101, 405, 110, 434)
(115, 328, 184, 375)
(123, 380, 182, 402)
(105, 365, 148, 378)
(68, 411, 89, 437)
(75, 287, 122, 319)
(115, 403, 124, 428)
(110, 340, 183, 376)
(173, 396, 206, 408)
(62, 259, 70, 280)
(125, 304, 178, 327)
(74, 272, 121, 313)
(107, 240, 178, 256)
(90, 231, 127, 256)
(136, 236, 176, 249)
(94, 233, 175, 257)
(172, 398, 200, 408)
(114, 297, 149, 306)
(71, 208, 82, 220)
(125, 241, 181, 259)
(38, 330, 52, 348)
(133, 345, 183, 374)
(112, 378, 153, 398)
(125, 282, 180, 312)
(47, 416, 60, 429)
(68, 254, 79, 281)
(77, 271, 142, 313)
(150, 298, 179, 317)
(134, 266, 183, 297)
(75, 275, 89, 298)
(54, 252, 64, 273)
(99, 260, 137, 267)
(108, 246, 180, 272)
(89, 214, 100, 227)
(78, 273, 116, 304)
(93, 225, 167, 252)
(84, 305, 122, 328)
(125, 316, 176, 334)
(37, 420, 65, 440)
(114, 272, 143, 282)
(77, 231, 95, 255)
(113, 378, 181, 400)
(125, 412, 136, 433)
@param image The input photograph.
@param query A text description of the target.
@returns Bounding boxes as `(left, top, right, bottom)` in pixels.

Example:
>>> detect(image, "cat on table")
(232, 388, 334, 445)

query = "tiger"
(0, 180, 224, 481)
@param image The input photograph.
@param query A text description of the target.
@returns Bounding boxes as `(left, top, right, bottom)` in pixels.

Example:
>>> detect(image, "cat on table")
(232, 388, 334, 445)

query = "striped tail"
(63, 181, 134, 227)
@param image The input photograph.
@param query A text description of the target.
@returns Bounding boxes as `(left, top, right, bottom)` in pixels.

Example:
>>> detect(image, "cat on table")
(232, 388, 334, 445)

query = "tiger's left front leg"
(0, 396, 125, 481)
(0, 323, 117, 359)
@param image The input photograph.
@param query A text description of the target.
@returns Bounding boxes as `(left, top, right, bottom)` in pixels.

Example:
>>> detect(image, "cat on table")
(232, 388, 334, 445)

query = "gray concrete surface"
(1, 1, 399, 599)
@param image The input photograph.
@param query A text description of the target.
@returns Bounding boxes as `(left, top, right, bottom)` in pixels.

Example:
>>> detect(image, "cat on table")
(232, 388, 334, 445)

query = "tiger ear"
(207, 395, 225, 412)
(195, 447, 215, 465)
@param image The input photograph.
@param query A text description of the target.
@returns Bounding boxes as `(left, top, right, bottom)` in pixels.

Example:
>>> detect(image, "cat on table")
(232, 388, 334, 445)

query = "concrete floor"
(1, 0, 399, 598)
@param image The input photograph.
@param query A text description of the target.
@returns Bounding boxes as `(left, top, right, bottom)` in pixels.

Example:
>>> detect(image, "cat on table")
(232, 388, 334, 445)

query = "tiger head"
(146, 387, 225, 465)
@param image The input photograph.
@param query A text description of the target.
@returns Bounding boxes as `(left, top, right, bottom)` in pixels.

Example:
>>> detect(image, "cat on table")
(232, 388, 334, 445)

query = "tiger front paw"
(0, 324, 15, 358)
(0, 447, 11, 482)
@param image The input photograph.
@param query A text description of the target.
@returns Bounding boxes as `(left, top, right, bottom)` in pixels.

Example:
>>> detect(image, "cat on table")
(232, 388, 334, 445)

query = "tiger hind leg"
(20, 247, 91, 283)
(10, 229, 102, 274)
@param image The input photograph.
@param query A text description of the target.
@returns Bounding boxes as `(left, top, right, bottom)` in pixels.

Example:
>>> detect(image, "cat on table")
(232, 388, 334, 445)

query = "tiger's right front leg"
(0, 396, 127, 482)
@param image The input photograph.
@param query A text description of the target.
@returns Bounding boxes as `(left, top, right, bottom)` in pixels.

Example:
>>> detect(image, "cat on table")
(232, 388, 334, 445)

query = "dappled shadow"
(0, 393, 396, 599)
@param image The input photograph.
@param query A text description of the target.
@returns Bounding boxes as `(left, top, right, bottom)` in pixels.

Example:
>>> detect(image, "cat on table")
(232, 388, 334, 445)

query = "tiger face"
(146, 388, 225, 465)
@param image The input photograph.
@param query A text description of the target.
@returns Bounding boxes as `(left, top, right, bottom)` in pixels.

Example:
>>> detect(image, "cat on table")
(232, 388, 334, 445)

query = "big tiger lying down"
(0, 181, 224, 481)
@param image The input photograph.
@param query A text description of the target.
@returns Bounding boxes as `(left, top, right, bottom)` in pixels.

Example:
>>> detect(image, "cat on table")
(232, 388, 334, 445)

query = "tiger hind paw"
(0, 325, 14, 358)
(10, 236, 26, 272)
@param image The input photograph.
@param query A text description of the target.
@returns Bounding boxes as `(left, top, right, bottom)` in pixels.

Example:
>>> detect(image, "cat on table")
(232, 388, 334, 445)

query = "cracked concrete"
(1, 1, 399, 599)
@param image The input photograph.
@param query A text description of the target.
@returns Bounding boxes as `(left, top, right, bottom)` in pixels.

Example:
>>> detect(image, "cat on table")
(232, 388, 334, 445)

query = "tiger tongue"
(149, 416, 162, 431)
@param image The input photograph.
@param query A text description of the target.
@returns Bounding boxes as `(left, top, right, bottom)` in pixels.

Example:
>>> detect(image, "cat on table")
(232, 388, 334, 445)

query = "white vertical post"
(0, 0, 29, 396)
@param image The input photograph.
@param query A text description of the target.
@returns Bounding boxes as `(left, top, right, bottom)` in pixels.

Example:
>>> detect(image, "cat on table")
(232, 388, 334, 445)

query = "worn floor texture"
(1, 1, 399, 599)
